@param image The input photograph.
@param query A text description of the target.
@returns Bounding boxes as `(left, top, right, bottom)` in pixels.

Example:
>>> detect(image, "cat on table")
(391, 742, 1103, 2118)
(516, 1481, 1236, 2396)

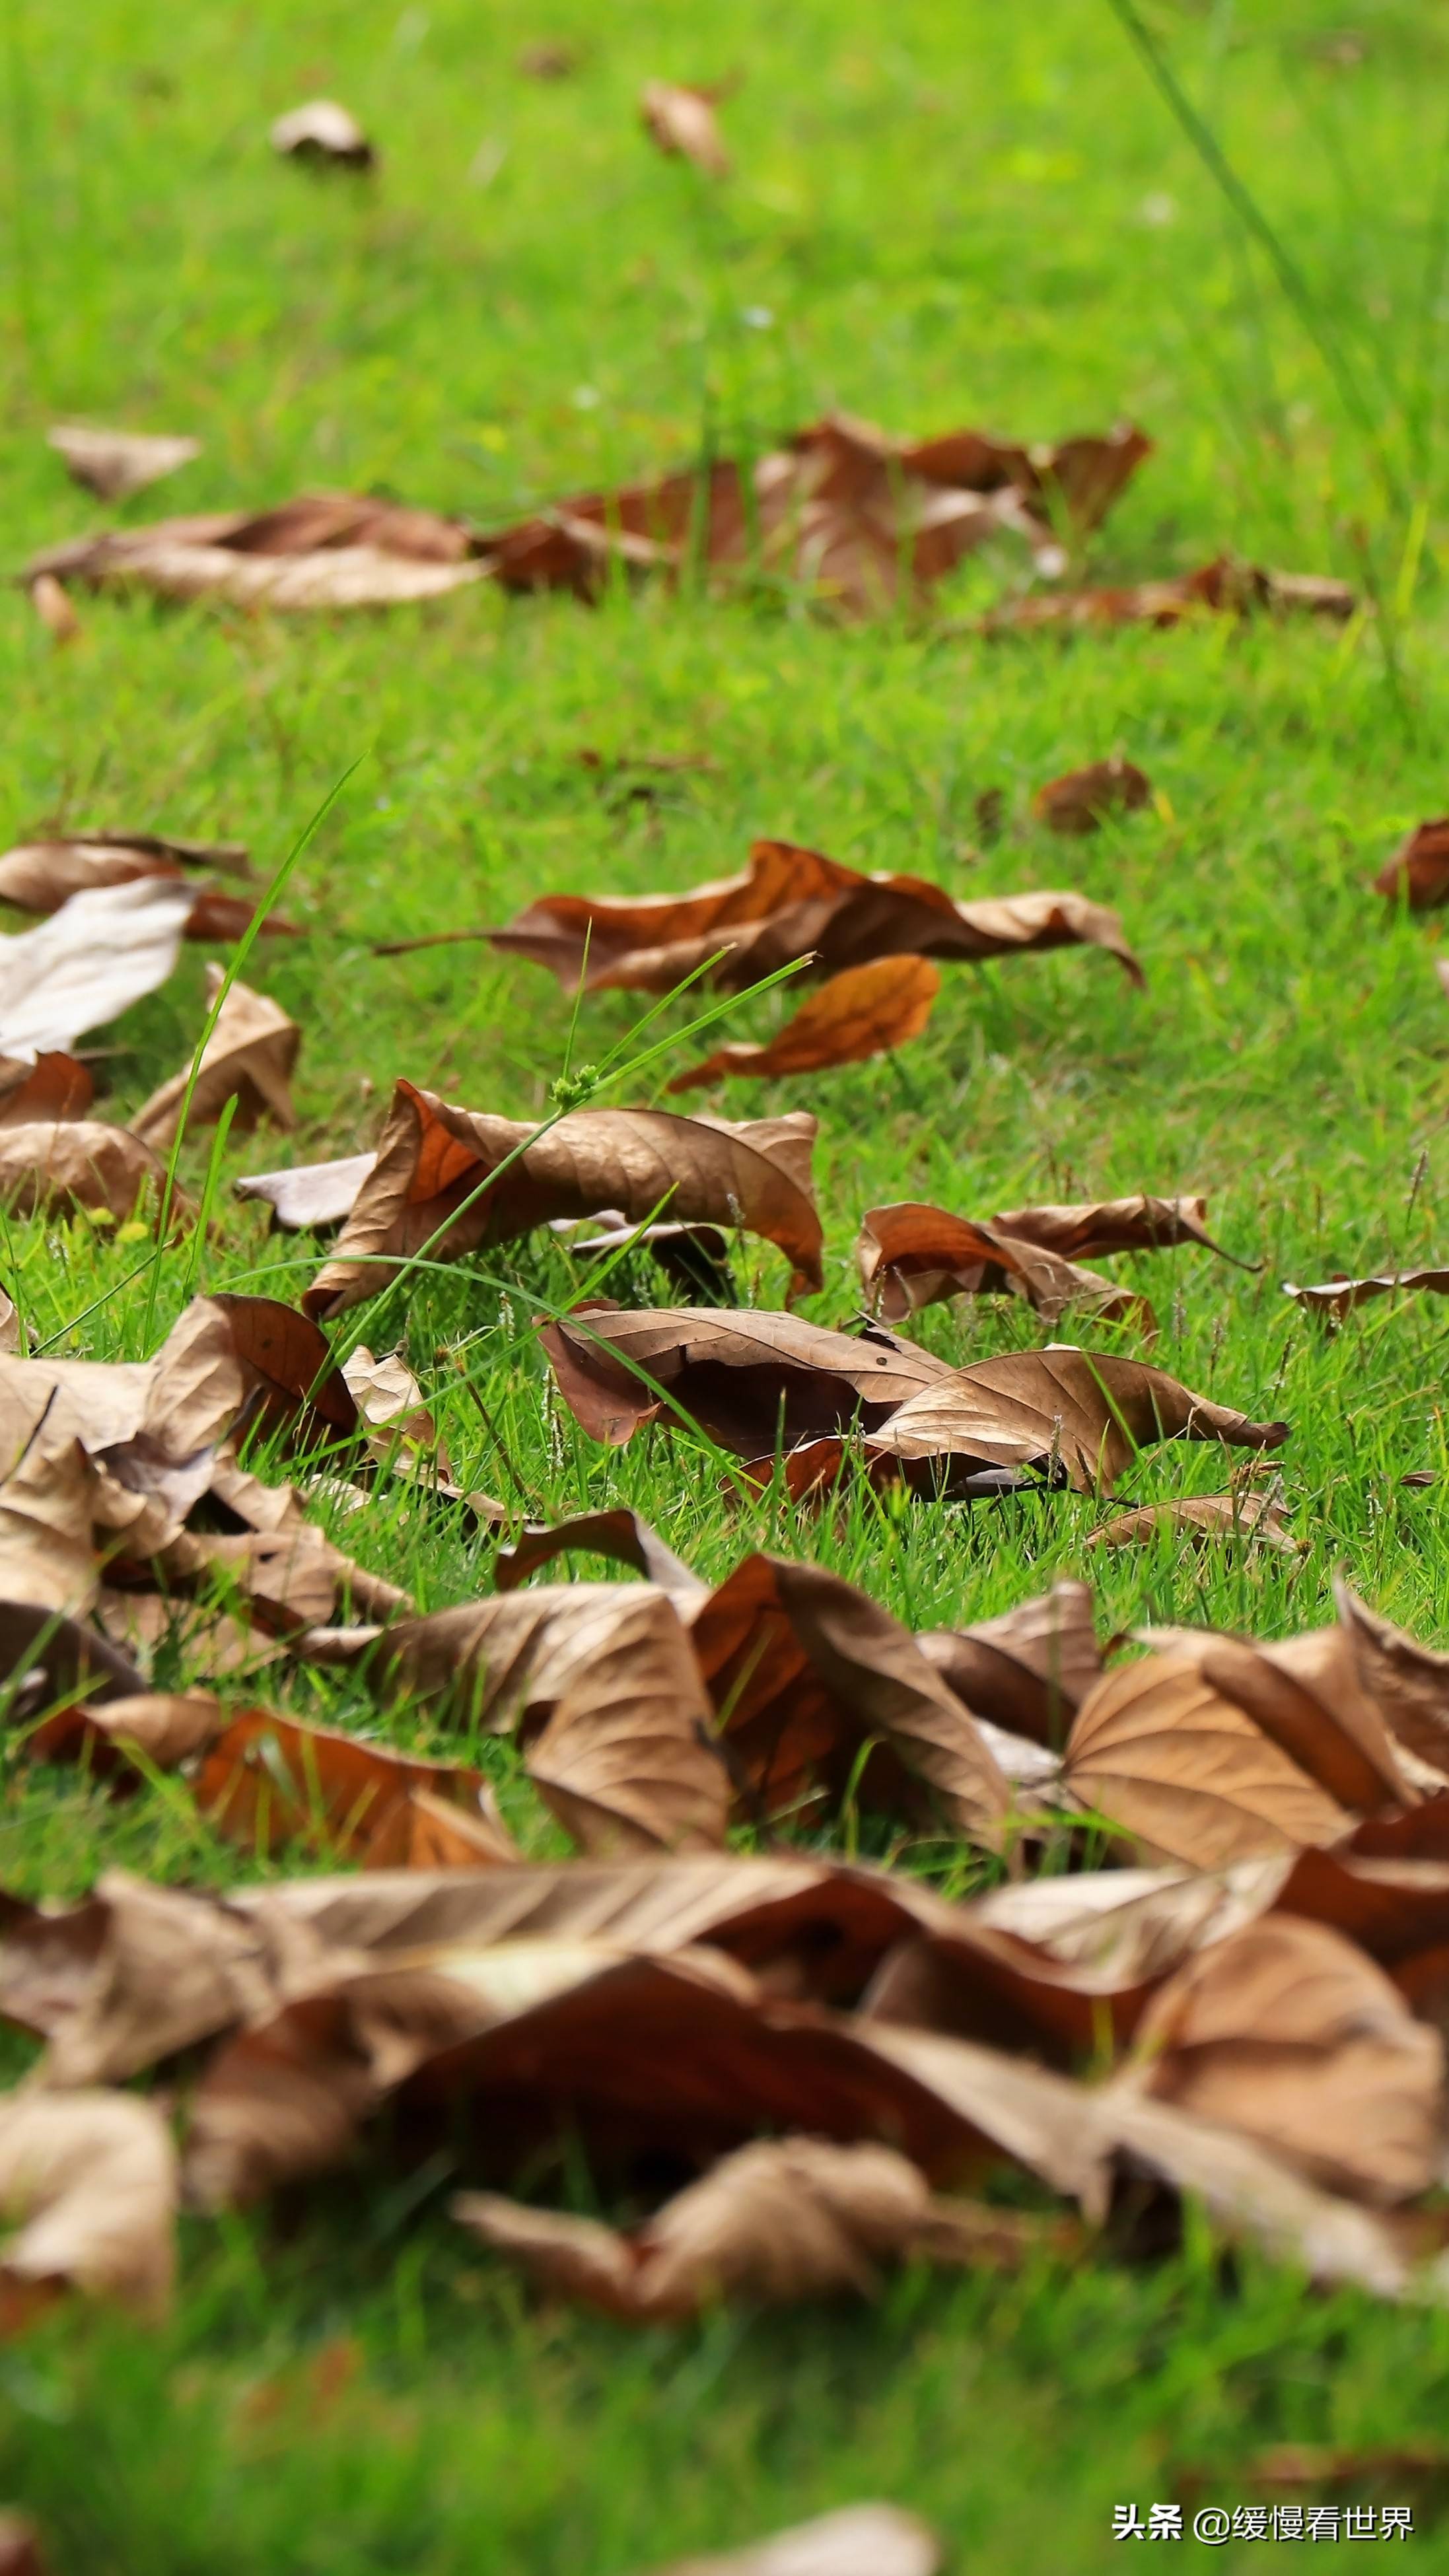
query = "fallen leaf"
(0, 1121, 173, 1222)
(970, 1858, 1289, 1989)
(205, 1293, 357, 1447)
(340, 1344, 446, 1471)
(984, 556, 1355, 633)
(0, 833, 279, 944)
(1061, 1650, 1353, 1867)
(1374, 819, 1449, 911)
(234, 1148, 376, 1230)
(27, 494, 487, 615)
(26, 1687, 225, 1774)
(641, 81, 730, 176)
(567, 1213, 738, 1300)
(493, 1507, 707, 1609)
(455, 2133, 1059, 2319)
(1333, 1580, 1449, 1778)
(129, 967, 300, 1152)
(538, 1304, 953, 1453)
(0, 2513, 43, 2576)
(0, 1600, 145, 1732)
(270, 99, 376, 168)
(0, 1434, 104, 1613)
(666, 957, 940, 1092)
(989, 1192, 1251, 1266)
(0, 2087, 176, 2324)
(194, 1707, 506, 1862)
(0, 1055, 92, 1123)
(1149, 1620, 1418, 1813)
(1283, 1266, 1449, 1322)
(1123, 1916, 1443, 2203)
(1089, 1492, 1300, 1552)
(0, 1297, 242, 1488)
(1033, 757, 1152, 836)
(46, 425, 200, 503)
(857, 1202, 1154, 1334)
(28, 575, 80, 644)
(630, 2503, 942, 2576)
(491, 837, 1143, 994)
(0, 879, 193, 1057)
(866, 1346, 1289, 1495)
(303, 1089, 824, 1315)
(915, 1580, 1101, 1748)
(303, 1582, 730, 1856)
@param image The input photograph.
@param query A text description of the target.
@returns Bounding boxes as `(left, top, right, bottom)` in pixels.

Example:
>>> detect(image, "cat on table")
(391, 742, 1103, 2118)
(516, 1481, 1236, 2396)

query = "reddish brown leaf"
(26, 494, 485, 614)
(857, 1202, 1154, 1333)
(491, 837, 1143, 994)
(1374, 818, 1449, 911)
(194, 1706, 505, 1863)
(304, 1088, 824, 1315)
(915, 1581, 1101, 1749)
(0, 1054, 92, 1124)
(493, 1507, 706, 1609)
(666, 957, 939, 1093)
(207, 1294, 357, 1447)
(28, 574, 81, 644)
(1033, 757, 1152, 836)
(989, 1192, 1252, 1266)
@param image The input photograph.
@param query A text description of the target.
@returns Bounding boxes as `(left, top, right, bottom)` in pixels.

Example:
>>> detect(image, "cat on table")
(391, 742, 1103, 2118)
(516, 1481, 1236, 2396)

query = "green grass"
(9, 0, 1449, 2564)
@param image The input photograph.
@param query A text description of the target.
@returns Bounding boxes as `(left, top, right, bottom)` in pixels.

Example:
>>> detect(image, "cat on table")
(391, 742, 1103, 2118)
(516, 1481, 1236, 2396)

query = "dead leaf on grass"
(1122, 1915, 1444, 2203)
(0, 2087, 176, 2324)
(46, 425, 201, 504)
(0, 1055, 92, 1127)
(194, 1707, 508, 1863)
(989, 1192, 1252, 1266)
(1284, 1266, 1449, 1322)
(1332, 1580, 1449, 1779)
(0, 1121, 174, 1223)
(28, 574, 81, 644)
(270, 100, 376, 168)
(304, 1088, 824, 1314)
(0, 833, 285, 944)
(641, 81, 731, 176)
(26, 1688, 225, 1774)
(984, 557, 1355, 633)
(0, 2513, 43, 2576)
(666, 957, 940, 1092)
(129, 967, 299, 1152)
(1033, 757, 1152, 835)
(234, 1149, 376, 1230)
(915, 1580, 1102, 1748)
(493, 1506, 707, 1609)
(490, 837, 1143, 992)
(0, 879, 193, 1057)
(27, 493, 487, 615)
(1374, 819, 1449, 911)
(1089, 1492, 1300, 1553)
(857, 1202, 1154, 1334)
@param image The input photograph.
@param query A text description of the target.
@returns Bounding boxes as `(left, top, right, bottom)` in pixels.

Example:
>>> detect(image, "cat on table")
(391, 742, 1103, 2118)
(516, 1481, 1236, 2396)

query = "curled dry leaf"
(640, 81, 730, 176)
(303, 1582, 730, 1856)
(270, 100, 376, 168)
(983, 556, 1355, 635)
(28, 493, 486, 615)
(304, 1087, 824, 1315)
(194, 1706, 509, 1863)
(455, 2133, 1059, 2322)
(1284, 1267, 1449, 1323)
(857, 1202, 1154, 1334)
(234, 1148, 376, 1230)
(1374, 818, 1449, 911)
(1123, 1916, 1444, 2204)
(205, 1292, 357, 1447)
(1332, 1579, 1449, 1778)
(493, 1506, 707, 1609)
(1089, 1492, 1300, 1553)
(989, 1192, 1252, 1266)
(915, 1580, 1101, 1749)
(866, 1346, 1289, 1496)
(490, 836, 1143, 994)
(27, 1688, 225, 1775)
(0, 1121, 174, 1224)
(666, 957, 940, 1093)
(1150, 1621, 1420, 1814)
(0, 833, 279, 943)
(0, 878, 193, 1057)
(129, 967, 300, 1152)
(1032, 757, 1152, 836)
(0, 2087, 176, 2324)
(46, 425, 201, 503)
(538, 1304, 953, 1454)
(633, 2505, 942, 2576)
(0, 1054, 92, 1125)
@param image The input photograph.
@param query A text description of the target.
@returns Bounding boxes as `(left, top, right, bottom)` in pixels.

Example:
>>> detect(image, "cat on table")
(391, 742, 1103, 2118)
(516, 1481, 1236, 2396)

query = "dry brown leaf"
(1033, 757, 1152, 835)
(866, 1345, 1288, 1496)
(0, 2087, 176, 2324)
(234, 1148, 376, 1230)
(689, 1554, 1013, 1844)
(0, 1121, 173, 1223)
(1089, 1492, 1301, 1552)
(641, 81, 730, 176)
(970, 1858, 1290, 1987)
(989, 1192, 1252, 1266)
(539, 1304, 953, 1453)
(205, 1292, 358, 1447)
(1332, 1582, 1449, 1778)
(28, 574, 80, 644)
(1147, 1620, 1417, 1813)
(0, 1054, 92, 1125)
(303, 1582, 730, 1856)
(915, 1580, 1101, 1749)
(0, 1296, 242, 1488)
(26, 1688, 225, 1774)
(28, 493, 487, 615)
(194, 1706, 506, 1862)
(0, 1435, 104, 1613)
(340, 1344, 448, 1473)
(0, 878, 193, 1057)
(1284, 1266, 1449, 1322)
(1374, 818, 1449, 911)
(857, 1202, 1154, 1334)
(129, 967, 299, 1152)
(1123, 1916, 1444, 2204)
(493, 1506, 707, 1609)
(490, 836, 1142, 994)
(1062, 1649, 1353, 1867)
(455, 2133, 1059, 2320)
(0, 833, 280, 945)
(270, 99, 376, 168)
(46, 425, 201, 503)
(666, 957, 940, 1093)
(984, 556, 1355, 634)
(635, 2506, 942, 2576)
(0, 2514, 43, 2576)
(304, 1088, 824, 1315)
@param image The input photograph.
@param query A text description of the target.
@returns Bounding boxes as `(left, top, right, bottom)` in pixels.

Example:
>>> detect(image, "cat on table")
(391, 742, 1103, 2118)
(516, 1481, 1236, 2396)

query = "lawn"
(7, 0, 1449, 2566)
